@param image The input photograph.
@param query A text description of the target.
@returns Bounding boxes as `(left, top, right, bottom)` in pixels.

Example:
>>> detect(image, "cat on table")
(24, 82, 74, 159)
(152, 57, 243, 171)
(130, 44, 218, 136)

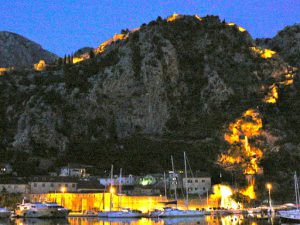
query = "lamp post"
(266, 183, 272, 210)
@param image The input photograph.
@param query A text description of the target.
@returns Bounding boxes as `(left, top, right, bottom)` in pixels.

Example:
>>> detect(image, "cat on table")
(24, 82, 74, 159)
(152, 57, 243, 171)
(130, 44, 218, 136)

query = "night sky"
(1, 0, 299, 56)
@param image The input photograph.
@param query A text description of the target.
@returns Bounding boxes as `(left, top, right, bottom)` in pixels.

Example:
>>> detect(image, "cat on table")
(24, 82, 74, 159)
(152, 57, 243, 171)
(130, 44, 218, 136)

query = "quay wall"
(30, 193, 218, 212)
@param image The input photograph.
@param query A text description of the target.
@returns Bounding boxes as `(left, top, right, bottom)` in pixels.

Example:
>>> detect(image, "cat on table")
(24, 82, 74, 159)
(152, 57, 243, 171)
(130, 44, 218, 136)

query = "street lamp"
(110, 186, 116, 194)
(61, 187, 67, 193)
(266, 183, 272, 210)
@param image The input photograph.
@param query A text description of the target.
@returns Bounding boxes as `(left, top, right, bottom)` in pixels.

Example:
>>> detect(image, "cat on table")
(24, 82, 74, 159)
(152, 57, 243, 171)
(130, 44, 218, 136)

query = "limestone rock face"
(256, 24, 300, 67)
(0, 15, 295, 174)
(0, 31, 57, 67)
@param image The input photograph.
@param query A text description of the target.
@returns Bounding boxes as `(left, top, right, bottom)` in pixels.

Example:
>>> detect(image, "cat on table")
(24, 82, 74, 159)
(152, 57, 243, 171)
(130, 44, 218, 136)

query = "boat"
(158, 207, 205, 217)
(43, 202, 70, 218)
(279, 172, 300, 222)
(152, 153, 205, 218)
(69, 210, 98, 217)
(106, 209, 143, 218)
(98, 165, 143, 218)
(15, 200, 55, 218)
(0, 208, 11, 218)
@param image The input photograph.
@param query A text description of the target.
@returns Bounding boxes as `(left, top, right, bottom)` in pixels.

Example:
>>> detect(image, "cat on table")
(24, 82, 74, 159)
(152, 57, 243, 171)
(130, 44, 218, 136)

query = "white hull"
(15, 209, 54, 218)
(158, 208, 205, 217)
(106, 211, 142, 218)
(0, 211, 10, 218)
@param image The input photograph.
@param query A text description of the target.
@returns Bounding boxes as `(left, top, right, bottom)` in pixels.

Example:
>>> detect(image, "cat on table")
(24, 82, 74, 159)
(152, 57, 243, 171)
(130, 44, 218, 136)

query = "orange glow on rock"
(226, 22, 246, 32)
(34, 60, 47, 71)
(251, 47, 276, 59)
(210, 184, 241, 209)
(194, 15, 202, 21)
(167, 13, 182, 22)
(220, 109, 263, 180)
(95, 33, 128, 54)
(264, 85, 278, 104)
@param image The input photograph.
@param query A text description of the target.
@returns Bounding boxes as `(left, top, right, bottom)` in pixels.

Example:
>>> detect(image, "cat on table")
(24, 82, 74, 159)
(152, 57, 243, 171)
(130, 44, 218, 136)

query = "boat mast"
(164, 171, 167, 199)
(184, 152, 189, 210)
(171, 156, 178, 203)
(295, 171, 299, 209)
(110, 165, 114, 211)
(118, 168, 122, 209)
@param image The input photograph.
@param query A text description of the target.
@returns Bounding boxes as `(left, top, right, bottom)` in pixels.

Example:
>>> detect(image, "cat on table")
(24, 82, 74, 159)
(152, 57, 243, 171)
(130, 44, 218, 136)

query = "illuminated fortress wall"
(30, 193, 217, 212)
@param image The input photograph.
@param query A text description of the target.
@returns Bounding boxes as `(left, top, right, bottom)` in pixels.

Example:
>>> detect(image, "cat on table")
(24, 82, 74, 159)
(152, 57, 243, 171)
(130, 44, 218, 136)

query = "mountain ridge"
(0, 31, 58, 68)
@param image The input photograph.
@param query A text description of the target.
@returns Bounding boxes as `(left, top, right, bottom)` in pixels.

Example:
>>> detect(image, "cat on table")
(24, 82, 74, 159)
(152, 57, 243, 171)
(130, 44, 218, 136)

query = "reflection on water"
(1, 216, 285, 225)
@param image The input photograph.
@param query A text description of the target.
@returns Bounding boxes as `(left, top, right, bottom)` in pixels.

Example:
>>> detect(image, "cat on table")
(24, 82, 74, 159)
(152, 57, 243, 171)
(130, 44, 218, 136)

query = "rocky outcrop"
(0, 31, 57, 67)
(256, 24, 300, 67)
(0, 15, 295, 176)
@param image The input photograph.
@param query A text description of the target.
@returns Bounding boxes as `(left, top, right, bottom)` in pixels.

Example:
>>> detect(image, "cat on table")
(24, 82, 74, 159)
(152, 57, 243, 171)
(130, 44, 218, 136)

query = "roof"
(0, 177, 28, 184)
(29, 176, 78, 183)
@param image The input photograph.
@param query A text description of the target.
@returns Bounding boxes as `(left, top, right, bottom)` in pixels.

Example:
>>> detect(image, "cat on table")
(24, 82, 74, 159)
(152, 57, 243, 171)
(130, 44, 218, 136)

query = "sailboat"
(279, 172, 300, 222)
(154, 153, 205, 217)
(98, 165, 143, 218)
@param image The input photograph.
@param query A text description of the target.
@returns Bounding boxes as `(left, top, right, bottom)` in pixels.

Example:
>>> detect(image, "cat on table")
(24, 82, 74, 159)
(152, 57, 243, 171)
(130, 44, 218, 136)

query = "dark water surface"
(0, 215, 290, 225)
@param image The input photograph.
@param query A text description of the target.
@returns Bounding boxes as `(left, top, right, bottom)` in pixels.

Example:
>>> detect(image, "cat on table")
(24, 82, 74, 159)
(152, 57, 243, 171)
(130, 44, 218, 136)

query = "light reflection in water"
(7, 216, 281, 225)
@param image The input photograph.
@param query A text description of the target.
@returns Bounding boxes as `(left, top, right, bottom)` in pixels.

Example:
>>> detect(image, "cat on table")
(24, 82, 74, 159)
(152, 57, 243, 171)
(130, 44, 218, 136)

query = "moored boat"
(44, 202, 69, 218)
(15, 202, 55, 218)
(0, 208, 11, 218)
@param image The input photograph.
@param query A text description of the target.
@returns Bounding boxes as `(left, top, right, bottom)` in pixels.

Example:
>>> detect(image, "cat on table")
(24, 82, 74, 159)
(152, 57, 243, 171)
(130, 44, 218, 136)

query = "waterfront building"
(0, 178, 29, 194)
(59, 164, 92, 177)
(29, 176, 77, 194)
(182, 176, 211, 195)
(99, 174, 135, 186)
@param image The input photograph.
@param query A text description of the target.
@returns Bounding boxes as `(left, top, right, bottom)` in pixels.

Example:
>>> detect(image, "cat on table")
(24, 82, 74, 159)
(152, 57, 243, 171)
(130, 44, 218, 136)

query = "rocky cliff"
(0, 15, 299, 198)
(256, 24, 300, 67)
(0, 31, 57, 68)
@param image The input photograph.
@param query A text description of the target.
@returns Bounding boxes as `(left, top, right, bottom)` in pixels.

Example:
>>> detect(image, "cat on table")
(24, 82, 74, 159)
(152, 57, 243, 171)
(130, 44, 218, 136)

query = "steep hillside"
(256, 24, 300, 67)
(0, 31, 57, 68)
(0, 15, 297, 200)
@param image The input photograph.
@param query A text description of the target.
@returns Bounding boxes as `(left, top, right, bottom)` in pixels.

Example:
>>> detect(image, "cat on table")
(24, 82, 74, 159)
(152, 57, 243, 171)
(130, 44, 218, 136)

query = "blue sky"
(1, 0, 299, 56)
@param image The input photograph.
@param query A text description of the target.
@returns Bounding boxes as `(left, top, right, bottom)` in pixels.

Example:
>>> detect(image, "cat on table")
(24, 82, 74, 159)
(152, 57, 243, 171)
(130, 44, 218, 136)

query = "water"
(0, 215, 287, 225)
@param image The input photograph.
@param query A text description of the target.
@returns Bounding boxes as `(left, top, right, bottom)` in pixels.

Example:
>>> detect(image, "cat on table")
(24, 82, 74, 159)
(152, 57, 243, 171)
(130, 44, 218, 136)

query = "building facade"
(182, 177, 211, 195)
(29, 177, 77, 194)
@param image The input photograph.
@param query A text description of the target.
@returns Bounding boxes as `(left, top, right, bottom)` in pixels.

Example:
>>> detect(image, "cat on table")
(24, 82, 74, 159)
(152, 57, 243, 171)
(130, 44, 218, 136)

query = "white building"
(0, 181, 29, 194)
(29, 177, 77, 194)
(182, 177, 211, 195)
(99, 174, 135, 186)
(59, 165, 91, 177)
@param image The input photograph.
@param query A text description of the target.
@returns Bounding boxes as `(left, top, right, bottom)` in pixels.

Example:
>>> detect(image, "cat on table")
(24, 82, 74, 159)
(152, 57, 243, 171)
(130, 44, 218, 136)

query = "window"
(65, 184, 68, 187)
(72, 184, 76, 188)
(203, 187, 206, 190)
(202, 180, 205, 183)
(50, 183, 54, 187)
(195, 179, 198, 183)
(34, 183, 37, 187)
(42, 183, 45, 187)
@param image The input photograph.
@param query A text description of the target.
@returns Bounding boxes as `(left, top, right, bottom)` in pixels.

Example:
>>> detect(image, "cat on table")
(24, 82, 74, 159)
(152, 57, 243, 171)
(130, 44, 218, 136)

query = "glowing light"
(167, 13, 182, 22)
(73, 57, 85, 64)
(34, 60, 47, 71)
(264, 85, 278, 104)
(226, 22, 246, 32)
(0, 67, 9, 75)
(266, 183, 272, 190)
(241, 182, 256, 199)
(251, 47, 276, 59)
(210, 184, 241, 209)
(61, 187, 67, 193)
(195, 15, 202, 21)
(109, 187, 116, 194)
(95, 34, 128, 54)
